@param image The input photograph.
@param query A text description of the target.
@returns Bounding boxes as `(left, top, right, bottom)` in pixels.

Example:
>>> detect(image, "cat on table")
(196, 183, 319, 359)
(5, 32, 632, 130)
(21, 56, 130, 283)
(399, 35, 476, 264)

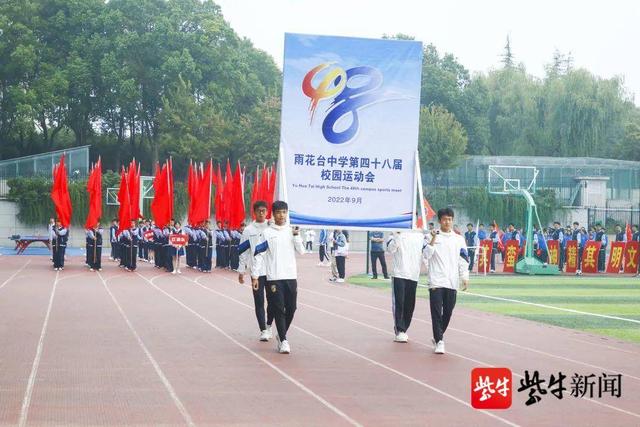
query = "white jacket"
(423, 230, 470, 290)
(251, 224, 305, 280)
(237, 221, 269, 276)
(386, 231, 426, 282)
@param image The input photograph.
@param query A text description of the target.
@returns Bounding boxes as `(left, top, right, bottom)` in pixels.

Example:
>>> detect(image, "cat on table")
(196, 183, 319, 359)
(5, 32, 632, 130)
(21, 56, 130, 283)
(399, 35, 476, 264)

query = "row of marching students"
(183, 222, 215, 272)
(214, 221, 243, 270)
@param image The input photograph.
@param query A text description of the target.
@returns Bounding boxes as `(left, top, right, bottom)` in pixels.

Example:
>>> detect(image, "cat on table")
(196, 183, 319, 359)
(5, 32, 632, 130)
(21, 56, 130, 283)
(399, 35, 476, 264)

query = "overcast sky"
(215, 0, 640, 105)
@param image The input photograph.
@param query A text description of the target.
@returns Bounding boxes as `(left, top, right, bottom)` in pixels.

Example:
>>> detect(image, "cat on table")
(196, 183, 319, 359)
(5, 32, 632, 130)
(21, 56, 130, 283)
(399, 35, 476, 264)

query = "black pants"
(319, 245, 328, 262)
(253, 276, 274, 331)
(392, 277, 417, 333)
(90, 246, 102, 270)
(305, 241, 312, 251)
(53, 245, 66, 268)
(429, 287, 457, 342)
(490, 245, 497, 271)
(370, 251, 388, 278)
(335, 255, 346, 279)
(111, 241, 119, 260)
(467, 248, 475, 271)
(598, 248, 606, 272)
(267, 279, 297, 341)
(558, 245, 565, 270)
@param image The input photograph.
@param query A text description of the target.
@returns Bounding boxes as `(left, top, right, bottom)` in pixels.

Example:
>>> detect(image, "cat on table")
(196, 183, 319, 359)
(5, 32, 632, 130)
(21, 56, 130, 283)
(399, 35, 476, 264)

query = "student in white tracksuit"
(386, 231, 427, 343)
(423, 207, 470, 354)
(238, 201, 274, 341)
(252, 201, 305, 354)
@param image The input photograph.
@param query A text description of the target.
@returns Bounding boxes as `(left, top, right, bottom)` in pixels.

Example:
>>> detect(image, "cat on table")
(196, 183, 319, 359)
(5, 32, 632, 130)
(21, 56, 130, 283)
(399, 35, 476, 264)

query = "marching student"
(386, 229, 426, 343)
(163, 221, 174, 272)
(172, 221, 186, 274)
(251, 201, 305, 354)
(109, 219, 119, 261)
(230, 225, 243, 271)
(423, 208, 469, 355)
(239, 201, 274, 341)
(153, 224, 165, 269)
(614, 224, 626, 243)
(85, 225, 93, 267)
(48, 217, 55, 260)
(87, 224, 103, 271)
(202, 221, 214, 273)
(184, 223, 196, 268)
(51, 219, 68, 271)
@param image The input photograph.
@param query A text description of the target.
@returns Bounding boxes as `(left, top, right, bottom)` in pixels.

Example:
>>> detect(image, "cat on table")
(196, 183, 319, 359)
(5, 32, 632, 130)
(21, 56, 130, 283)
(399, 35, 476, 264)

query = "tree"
(418, 106, 468, 185)
(501, 35, 514, 68)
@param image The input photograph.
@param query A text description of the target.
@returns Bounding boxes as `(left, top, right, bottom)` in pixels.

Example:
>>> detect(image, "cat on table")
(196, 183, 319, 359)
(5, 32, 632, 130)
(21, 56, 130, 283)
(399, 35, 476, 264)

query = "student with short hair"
(423, 207, 469, 354)
(252, 201, 305, 354)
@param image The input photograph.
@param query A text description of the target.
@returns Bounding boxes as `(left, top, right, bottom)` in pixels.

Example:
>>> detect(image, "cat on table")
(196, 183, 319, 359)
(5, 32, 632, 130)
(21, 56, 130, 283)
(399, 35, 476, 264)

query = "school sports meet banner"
(606, 242, 626, 273)
(623, 241, 640, 274)
(279, 33, 423, 229)
(477, 240, 493, 273)
(581, 241, 601, 273)
(503, 240, 519, 273)
(547, 240, 560, 266)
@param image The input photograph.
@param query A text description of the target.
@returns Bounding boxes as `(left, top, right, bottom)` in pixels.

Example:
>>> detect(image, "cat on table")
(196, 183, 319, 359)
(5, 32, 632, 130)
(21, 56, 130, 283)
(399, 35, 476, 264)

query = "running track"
(0, 254, 638, 426)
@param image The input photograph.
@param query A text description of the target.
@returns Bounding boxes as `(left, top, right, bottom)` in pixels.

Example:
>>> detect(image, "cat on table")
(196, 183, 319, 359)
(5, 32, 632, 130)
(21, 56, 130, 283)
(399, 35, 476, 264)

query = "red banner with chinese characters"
(623, 242, 640, 274)
(581, 241, 602, 274)
(564, 240, 578, 273)
(606, 242, 626, 273)
(503, 240, 519, 273)
(547, 240, 559, 266)
(169, 234, 187, 247)
(477, 240, 493, 273)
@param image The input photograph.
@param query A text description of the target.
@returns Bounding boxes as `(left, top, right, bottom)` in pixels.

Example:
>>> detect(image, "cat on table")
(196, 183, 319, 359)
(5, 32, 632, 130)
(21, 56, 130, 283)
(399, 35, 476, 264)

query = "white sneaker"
(265, 325, 273, 340)
(172, 270, 177, 275)
(435, 340, 445, 354)
(336, 278, 345, 283)
(279, 340, 291, 354)
(394, 332, 408, 343)
(259, 330, 270, 342)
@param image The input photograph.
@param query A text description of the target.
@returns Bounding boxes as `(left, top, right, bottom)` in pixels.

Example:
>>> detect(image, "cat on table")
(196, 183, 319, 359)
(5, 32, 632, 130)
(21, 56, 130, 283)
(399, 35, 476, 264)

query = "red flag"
(127, 160, 140, 220)
(230, 161, 245, 229)
(84, 158, 102, 229)
(250, 166, 259, 220)
(223, 160, 233, 225)
(50, 155, 72, 227)
(187, 161, 196, 224)
(606, 242, 625, 273)
(117, 168, 131, 235)
(581, 241, 602, 273)
(214, 164, 224, 222)
(168, 158, 174, 221)
(626, 223, 633, 242)
(191, 160, 212, 225)
(151, 161, 172, 228)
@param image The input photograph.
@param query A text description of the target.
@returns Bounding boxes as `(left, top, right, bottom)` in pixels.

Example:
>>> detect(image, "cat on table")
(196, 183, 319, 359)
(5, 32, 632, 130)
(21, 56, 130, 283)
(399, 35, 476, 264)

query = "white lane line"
(567, 337, 639, 356)
(136, 272, 362, 427)
(219, 274, 640, 421)
(0, 260, 31, 291)
(184, 274, 518, 427)
(98, 272, 196, 427)
(18, 270, 58, 427)
(300, 286, 640, 383)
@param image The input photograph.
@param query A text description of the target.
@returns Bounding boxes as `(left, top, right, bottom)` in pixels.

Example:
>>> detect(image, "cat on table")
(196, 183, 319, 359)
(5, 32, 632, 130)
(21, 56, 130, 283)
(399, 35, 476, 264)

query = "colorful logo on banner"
(471, 368, 512, 409)
(581, 241, 601, 273)
(302, 63, 386, 145)
(503, 240, 520, 273)
(624, 241, 640, 274)
(547, 240, 559, 266)
(477, 240, 493, 273)
(606, 242, 626, 273)
(565, 240, 578, 273)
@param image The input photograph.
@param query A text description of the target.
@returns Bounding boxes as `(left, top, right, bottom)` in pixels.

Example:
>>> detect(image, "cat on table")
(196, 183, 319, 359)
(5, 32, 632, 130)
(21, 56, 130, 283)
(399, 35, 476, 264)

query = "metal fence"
(0, 146, 90, 197)
(588, 207, 640, 229)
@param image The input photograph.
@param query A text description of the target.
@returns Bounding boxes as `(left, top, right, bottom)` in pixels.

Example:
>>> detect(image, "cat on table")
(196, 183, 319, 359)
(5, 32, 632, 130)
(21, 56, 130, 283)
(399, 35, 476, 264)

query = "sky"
(214, 0, 640, 105)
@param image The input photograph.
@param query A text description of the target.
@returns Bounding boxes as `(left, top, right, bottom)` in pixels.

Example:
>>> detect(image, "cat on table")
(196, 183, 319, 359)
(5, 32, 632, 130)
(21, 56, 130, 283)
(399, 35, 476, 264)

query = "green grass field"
(347, 274, 640, 344)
